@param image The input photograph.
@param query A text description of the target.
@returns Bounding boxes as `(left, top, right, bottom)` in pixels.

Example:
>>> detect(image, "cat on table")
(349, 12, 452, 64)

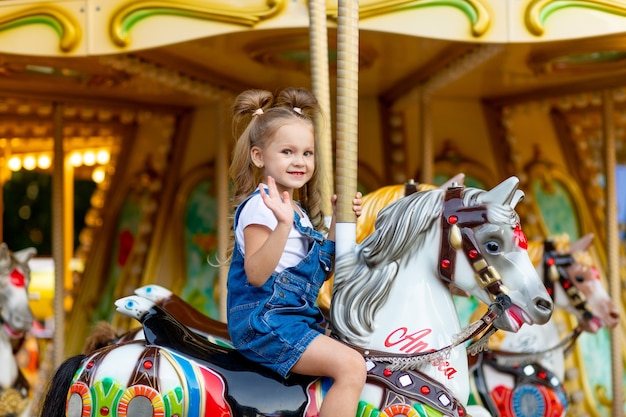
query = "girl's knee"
(335, 350, 367, 385)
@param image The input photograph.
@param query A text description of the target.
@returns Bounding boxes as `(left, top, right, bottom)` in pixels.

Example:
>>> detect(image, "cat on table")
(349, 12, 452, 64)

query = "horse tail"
(38, 354, 86, 417)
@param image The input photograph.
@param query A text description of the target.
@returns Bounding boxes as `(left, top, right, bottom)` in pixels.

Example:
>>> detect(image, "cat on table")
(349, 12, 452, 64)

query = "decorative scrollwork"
(0, 5, 80, 52)
(326, 0, 492, 37)
(525, 0, 626, 36)
(110, 0, 285, 47)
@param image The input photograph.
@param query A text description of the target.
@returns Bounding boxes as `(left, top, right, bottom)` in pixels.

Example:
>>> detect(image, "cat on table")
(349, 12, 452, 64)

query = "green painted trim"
(539, 0, 624, 24)
(111, 1, 285, 47)
(352, 0, 490, 37)
(0, 15, 63, 37)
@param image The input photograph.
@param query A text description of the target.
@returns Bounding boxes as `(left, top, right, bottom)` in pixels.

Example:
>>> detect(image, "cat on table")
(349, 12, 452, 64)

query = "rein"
(477, 325, 583, 366)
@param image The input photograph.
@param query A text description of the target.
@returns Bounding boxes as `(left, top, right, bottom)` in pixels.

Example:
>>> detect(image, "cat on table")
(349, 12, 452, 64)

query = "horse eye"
(125, 300, 135, 309)
(575, 275, 585, 283)
(485, 241, 500, 254)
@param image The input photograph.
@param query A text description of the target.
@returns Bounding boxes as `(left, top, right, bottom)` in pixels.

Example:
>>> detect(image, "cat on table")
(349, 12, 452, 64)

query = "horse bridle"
(542, 239, 594, 329)
(438, 186, 511, 304)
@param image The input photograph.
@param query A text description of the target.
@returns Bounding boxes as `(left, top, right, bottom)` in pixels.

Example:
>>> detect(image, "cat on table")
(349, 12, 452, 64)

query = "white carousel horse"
(469, 233, 620, 417)
(40, 177, 553, 417)
(0, 243, 37, 417)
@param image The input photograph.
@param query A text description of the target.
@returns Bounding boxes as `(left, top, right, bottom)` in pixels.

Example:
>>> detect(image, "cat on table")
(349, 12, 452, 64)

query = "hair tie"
(293, 107, 302, 115)
(253, 108, 264, 116)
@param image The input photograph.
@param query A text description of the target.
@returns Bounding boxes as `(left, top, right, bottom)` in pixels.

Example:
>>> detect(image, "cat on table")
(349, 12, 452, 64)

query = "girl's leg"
(291, 335, 366, 417)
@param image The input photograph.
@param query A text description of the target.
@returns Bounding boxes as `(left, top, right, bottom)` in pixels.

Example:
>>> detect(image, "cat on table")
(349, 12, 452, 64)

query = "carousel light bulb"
(38, 154, 52, 169)
(92, 166, 106, 183)
(96, 149, 110, 164)
(8, 156, 21, 171)
(83, 150, 96, 166)
(23, 155, 36, 170)
(69, 151, 82, 167)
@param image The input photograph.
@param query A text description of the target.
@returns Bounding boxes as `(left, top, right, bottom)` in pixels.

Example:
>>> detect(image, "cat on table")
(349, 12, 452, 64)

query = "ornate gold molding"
(111, 0, 285, 47)
(326, 0, 491, 37)
(0, 5, 81, 52)
(526, 0, 626, 36)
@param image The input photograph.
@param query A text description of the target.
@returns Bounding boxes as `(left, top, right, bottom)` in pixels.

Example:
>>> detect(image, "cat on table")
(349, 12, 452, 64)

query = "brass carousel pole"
(217, 92, 230, 322)
(334, 0, 359, 258)
(602, 89, 624, 417)
(52, 103, 73, 367)
(308, 0, 333, 215)
(419, 90, 433, 185)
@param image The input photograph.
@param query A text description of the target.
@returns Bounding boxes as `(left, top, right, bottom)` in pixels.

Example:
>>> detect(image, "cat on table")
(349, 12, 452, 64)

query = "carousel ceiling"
(2, 29, 626, 108)
(2, 27, 626, 173)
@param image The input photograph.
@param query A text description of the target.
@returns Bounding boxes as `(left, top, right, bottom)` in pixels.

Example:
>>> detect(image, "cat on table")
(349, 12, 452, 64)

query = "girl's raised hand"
(259, 176, 294, 226)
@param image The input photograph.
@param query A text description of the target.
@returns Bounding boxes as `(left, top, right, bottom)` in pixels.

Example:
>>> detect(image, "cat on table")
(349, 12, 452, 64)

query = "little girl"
(227, 87, 366, 417)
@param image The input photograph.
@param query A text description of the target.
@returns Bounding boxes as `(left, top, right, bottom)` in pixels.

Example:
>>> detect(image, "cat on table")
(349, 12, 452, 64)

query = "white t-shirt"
(236, 193, 313, 273)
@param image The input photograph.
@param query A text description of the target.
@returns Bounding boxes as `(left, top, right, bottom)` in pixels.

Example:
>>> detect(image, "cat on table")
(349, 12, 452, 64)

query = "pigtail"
(230, 89, 275, 209)
(275, 87, 320, 120)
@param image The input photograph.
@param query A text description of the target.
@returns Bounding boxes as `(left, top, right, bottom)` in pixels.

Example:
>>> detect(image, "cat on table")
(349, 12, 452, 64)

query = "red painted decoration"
(10, 269, 25, 288)
(420, 385, 430, 395)
(100, 406, 109, 416)
(383, 369, 392, 377)
(448, 215, 458, 224)
(86, 361, 95, 369)
(469, 249, 478, 259)
(547, 258, 555, 266)
(441, 259, 451, 268)
(143, 360, 153, 370)
(513, 223, 528, 249)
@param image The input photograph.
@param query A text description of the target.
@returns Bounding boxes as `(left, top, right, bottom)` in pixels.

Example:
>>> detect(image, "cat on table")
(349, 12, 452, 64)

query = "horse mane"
(317, 183, 436, 311)
(330, 186, 520, 345)
(527, 233, 592, 270)
(356, 183, 437, 240)
(330, 189, 444, 344)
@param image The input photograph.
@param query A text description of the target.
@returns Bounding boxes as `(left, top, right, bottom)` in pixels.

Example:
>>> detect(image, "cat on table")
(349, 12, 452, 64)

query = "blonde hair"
(228, 87, 326, 246)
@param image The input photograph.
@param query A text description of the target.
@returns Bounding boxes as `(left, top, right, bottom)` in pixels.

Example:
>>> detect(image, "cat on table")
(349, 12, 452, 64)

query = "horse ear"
(483, 176, 520, 206)
(439, 173, 465, 189)
(14, 247, 37, 264)
(510, 190, 525, 209)
(0, 243, 9, 263)
(570, 233, 594, 253)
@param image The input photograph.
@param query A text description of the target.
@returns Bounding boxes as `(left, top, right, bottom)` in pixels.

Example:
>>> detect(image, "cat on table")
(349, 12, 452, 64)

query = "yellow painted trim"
(326, 0, 492, 37)
(0, 5, 81, 52)
(526, 0, 626, 36)
(110, 0, 285, 47)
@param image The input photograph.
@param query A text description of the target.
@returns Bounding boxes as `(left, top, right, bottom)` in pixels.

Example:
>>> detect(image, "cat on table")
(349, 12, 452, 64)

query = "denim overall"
(227, 191, 335, 377)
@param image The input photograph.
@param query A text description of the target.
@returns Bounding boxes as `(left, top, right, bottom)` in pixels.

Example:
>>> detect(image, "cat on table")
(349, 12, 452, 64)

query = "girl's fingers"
(266, 176, 278, 197)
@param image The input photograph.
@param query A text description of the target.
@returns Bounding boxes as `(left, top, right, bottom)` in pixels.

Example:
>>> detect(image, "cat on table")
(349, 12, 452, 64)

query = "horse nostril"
(535, 297, 553, 313)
